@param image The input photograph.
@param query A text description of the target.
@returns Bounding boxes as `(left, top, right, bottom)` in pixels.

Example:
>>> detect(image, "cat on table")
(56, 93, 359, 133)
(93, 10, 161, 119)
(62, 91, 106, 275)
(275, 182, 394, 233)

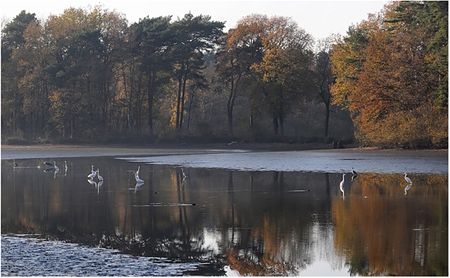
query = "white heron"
(97, 169, 104, 182)
(135, 166, 144, 184)
(64, 161, 68, 172)
(53, 164, 60, 179)
(87, 165, 96, 179)
(404, 173, 412, 184)
(339, 173, 346, 199)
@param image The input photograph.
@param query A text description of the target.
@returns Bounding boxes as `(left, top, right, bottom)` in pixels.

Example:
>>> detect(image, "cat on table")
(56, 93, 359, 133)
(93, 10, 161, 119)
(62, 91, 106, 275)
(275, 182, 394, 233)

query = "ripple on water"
(1, 235, 201, 276)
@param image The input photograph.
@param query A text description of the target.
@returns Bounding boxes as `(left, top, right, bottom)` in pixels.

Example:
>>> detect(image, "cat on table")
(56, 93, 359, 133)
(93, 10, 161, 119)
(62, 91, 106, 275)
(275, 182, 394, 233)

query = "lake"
(1, 152, 448, 276)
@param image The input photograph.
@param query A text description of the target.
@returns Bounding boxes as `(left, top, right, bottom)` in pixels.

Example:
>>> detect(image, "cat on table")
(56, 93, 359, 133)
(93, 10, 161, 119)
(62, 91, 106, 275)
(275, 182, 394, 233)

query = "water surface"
(1, 157, 448, 276)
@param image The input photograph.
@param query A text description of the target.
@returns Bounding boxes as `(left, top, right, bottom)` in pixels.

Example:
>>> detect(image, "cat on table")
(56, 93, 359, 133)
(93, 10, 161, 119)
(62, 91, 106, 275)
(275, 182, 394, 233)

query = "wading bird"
(339, 173, 346, 199)
(351, 168, 358, 181)
(64, 161, 68, 172)
(53, 164, 60, 179)
(136, 165, 141, 176)
(404, 173, 412, 184)
(53, 161, 59, 172)
(97, 169, 103, 182)
(44, 161, 59, 171)
(87, 165, 96, 179)
(135, 166, 144, 184)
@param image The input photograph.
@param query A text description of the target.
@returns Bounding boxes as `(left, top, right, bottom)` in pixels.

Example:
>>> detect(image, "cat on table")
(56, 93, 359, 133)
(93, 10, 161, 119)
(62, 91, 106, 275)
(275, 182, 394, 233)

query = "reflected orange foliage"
(332, 174, 447, 275)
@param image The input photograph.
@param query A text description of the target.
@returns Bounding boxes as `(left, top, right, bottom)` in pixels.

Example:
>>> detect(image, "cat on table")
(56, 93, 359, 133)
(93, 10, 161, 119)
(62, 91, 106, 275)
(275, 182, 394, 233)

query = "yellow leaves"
(355, 104, 447, 146)
(46, 8, 88, 39)
(230, 15, 311, 88)
(330, 4, 448, 146)
(48, 90, 65, 131)
(169, 97, 178, 129)
(45, 6, 124, 42)
(330, 42, 359, 106)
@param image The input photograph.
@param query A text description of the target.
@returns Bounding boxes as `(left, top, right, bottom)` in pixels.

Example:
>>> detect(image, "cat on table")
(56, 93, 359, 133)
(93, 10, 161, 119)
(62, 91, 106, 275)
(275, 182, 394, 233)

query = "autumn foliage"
(1, 2, 447, 147)
(331, 2, 448, 147)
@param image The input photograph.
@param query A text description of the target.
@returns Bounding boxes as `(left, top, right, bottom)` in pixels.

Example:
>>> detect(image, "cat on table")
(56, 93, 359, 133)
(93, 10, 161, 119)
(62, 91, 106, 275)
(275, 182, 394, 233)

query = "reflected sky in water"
(1, 157, 448, 276)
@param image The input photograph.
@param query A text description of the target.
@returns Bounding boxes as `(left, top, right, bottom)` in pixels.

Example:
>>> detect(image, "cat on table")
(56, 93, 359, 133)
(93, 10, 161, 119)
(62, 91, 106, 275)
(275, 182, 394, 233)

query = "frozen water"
(119, 149, 448, 174)
(1, 235, 201, 276)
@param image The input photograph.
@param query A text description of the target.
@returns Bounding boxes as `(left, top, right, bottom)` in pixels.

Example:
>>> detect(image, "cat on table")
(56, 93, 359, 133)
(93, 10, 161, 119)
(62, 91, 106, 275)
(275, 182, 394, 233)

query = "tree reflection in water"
(1, 158, 448, 276)
(332, 174, 448, 276)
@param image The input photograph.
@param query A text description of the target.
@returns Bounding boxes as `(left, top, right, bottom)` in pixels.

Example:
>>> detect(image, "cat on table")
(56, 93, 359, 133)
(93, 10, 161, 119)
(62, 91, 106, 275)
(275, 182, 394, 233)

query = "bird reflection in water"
(404, 183, 413, 195)
(339, 173, 345, 199)
(42, 161, 60, 179)
(53, 166, 59, 179)
(134, 182, 144, 193)
(87, 179, 97, 187)
(403, 173, 413, 196)
(96, 180, 104, 195)
(351, 168, 358, 181)
(64, 161, 68, 176)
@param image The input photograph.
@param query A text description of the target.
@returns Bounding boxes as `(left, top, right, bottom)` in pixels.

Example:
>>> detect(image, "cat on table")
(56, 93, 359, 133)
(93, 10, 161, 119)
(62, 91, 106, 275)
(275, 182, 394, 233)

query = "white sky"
(1, 0, 389, 40)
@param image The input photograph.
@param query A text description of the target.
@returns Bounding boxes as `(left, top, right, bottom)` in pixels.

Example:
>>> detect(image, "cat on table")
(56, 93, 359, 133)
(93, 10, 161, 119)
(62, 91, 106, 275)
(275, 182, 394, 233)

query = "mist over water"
(1, 157, 448, 276)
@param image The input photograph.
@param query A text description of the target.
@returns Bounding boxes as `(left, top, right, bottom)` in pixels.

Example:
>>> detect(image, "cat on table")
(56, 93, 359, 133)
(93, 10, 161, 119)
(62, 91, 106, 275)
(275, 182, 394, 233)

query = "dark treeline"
(1, 1, 447, 147)
(0, 7, 353, 144)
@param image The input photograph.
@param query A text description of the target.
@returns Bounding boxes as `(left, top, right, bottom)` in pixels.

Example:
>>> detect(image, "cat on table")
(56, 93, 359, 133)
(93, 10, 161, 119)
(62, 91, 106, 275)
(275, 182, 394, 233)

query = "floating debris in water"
(131, 203, 197, 207)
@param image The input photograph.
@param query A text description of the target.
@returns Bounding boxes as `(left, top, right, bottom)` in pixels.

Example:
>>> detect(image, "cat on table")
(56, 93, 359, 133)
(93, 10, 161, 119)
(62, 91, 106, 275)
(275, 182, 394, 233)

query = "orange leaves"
(330, 3, 447, 146)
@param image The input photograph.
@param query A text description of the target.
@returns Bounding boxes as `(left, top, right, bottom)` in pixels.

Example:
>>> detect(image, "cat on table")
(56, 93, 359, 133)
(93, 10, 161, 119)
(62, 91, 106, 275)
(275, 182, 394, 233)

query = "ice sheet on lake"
(118, 150, 448, 174)
(1, 235, 201, 276)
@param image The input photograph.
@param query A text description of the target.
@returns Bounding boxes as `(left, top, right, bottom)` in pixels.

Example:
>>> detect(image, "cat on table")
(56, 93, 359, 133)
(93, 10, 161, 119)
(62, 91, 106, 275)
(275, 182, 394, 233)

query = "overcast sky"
(1, 0, 389, 40)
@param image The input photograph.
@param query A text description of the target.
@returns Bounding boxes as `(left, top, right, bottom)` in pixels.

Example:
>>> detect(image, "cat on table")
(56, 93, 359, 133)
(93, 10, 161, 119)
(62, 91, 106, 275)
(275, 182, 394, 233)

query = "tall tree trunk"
(13, 90, 17, 135)
(279, 86, 284, 137)
(136, 72, 143, 134)
(279, 116, 284, 137)
(122, 66, 131, 131)
(272, 115, 279, 136)
(227, 79, 235, 137)
(227, 110, 234, 138)
(70, 118, 74, 139)
(147, 71, 155, 139)
(179, 68, 188, 129)
(187, 90, 194, 130)
(227, 74, 241, 138)
(175, 70, 183, 131)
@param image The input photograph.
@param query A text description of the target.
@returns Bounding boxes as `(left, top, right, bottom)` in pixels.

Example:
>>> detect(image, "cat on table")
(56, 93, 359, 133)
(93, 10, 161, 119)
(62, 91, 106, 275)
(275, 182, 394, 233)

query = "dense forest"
(1, 1, 447, 147)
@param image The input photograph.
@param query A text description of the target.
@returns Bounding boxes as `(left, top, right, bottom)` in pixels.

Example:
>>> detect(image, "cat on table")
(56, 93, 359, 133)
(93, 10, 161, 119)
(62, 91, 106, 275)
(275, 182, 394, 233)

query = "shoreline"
(2, 142, 447, 151)
(1, 144, 447, 174)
